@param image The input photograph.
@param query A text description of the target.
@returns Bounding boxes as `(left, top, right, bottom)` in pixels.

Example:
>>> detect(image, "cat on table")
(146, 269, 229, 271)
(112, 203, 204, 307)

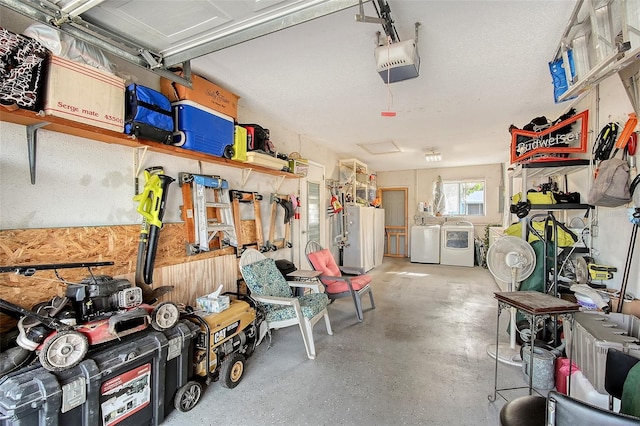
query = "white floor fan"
(485, 236, 536, 366)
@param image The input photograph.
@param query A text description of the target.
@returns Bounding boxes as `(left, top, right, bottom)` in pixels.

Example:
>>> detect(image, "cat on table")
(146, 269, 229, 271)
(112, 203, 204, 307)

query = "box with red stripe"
(43, 55, 125, 132)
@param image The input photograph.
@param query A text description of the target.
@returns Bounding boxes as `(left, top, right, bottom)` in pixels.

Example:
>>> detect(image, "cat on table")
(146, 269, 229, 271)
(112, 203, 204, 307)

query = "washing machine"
(410, 224, 440, 263)
(440, 221, 475, 267)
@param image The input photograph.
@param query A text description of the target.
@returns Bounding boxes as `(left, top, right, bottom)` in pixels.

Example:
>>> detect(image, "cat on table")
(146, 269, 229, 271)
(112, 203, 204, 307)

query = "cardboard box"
(288, 159, 308, 176)
(245, 151, 288, 171)
(160, 71, 239, 119)
(604, 289, 640, 317)
(610, 297, 640, 317)
(43, 56, 125, 132)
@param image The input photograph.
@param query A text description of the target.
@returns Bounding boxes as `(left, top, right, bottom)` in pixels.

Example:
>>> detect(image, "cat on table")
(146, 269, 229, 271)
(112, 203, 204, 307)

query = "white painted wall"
(0, 120, 298, 228)
(377, 163, 503, 237)
(566, 75, 640, 298)
(0, 114, 340, 264)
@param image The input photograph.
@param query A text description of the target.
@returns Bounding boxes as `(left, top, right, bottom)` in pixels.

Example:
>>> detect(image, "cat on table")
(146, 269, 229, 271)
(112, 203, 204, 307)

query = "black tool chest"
(0, 320, 198, 426)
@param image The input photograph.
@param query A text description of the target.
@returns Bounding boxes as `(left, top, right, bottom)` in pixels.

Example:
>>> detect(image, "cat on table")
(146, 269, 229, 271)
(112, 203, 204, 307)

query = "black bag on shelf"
(124, 83, 173, 143)
(554, 192, 580, 204)
(239, 123, 275, 154)
(0, 27, 49, 110)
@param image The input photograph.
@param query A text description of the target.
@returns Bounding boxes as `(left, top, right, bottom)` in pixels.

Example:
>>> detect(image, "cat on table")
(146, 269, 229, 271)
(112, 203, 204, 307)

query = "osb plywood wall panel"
(0, 224, 238, 331)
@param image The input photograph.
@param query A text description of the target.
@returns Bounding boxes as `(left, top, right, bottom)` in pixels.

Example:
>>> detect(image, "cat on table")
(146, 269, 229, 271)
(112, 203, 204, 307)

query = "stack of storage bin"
(565, 311, 640, 394)
(0, 320, 198, 426)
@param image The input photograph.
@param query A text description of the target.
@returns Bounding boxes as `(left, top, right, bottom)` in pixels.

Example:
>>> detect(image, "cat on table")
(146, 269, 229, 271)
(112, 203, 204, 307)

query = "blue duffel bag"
(124, 84, 173, 143)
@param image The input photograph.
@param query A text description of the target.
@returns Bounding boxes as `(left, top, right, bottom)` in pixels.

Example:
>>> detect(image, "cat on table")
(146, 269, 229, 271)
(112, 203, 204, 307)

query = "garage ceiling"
(2, 0, 582, 172)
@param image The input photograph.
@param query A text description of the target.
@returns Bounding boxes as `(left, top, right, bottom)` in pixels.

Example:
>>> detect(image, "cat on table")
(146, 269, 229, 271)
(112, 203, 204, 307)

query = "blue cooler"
(172, 100, 235, 158)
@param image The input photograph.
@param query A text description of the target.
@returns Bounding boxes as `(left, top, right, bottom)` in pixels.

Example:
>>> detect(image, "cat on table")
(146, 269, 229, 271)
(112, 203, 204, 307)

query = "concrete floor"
(162, 257, 531, 426)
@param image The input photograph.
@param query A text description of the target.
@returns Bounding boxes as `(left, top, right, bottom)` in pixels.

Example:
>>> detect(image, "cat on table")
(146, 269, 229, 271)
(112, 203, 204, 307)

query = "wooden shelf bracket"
(133, 146, 149, 195)
(241, 168, 253, 187)
(273, 175, 286, 193)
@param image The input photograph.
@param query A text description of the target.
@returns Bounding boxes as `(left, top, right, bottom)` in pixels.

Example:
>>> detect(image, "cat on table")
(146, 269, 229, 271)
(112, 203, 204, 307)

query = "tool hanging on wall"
(292, 194, 301, 220)
(133, 167, 175, 301)
(626, 131, 637, 178)
(329, 194, 343, 215)
(593, 122, 619, 177)
(230, 190, 266, 255)
(609, 113, 638, 160)
(267, 193, 294, 251)
(179, 172, 237, 255)
(325, 181, 348, 247)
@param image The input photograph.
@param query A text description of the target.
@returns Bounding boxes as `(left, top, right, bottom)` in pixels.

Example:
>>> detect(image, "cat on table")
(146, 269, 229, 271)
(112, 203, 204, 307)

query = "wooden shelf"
(339, 158, 376, 204)
(1, 108, 300, 179)
(510, 159, 591, 179)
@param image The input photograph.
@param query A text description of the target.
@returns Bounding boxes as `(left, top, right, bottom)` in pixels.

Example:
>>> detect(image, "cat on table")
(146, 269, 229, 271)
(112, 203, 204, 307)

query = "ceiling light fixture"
(425, 151, 442, 162)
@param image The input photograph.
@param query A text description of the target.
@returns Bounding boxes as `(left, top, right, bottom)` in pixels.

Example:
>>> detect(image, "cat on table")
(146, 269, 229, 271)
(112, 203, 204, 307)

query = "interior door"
(381, 188, 408, 257)
(298, 161, 325, 268)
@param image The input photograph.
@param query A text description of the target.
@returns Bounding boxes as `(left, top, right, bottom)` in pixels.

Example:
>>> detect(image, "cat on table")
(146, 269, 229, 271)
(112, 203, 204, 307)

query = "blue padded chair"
(239, 249, 332, 359)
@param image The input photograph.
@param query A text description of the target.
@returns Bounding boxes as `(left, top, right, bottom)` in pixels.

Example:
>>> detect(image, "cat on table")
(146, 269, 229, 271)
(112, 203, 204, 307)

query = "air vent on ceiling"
(358, 141, 401, 154)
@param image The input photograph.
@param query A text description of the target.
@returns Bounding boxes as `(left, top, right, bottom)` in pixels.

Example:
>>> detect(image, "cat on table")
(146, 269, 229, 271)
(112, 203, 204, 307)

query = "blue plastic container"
(172, 100, 234, 158)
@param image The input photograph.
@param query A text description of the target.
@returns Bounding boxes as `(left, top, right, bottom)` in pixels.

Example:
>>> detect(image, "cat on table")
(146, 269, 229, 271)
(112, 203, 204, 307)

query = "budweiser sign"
(510, 110, 589, 163)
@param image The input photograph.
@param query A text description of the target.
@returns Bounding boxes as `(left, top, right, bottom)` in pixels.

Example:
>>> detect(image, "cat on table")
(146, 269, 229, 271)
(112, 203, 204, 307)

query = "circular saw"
(575, 256, 590, 284)
(575, 256, 617, 284)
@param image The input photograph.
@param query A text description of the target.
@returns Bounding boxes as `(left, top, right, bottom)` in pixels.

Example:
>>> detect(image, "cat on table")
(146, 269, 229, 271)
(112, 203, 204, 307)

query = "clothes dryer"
(440, 221, 475, 267)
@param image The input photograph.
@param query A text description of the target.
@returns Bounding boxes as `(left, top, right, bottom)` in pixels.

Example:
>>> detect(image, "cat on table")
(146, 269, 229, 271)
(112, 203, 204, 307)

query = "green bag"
(506, 240, 554, 334)
(519, 240, 553, 293)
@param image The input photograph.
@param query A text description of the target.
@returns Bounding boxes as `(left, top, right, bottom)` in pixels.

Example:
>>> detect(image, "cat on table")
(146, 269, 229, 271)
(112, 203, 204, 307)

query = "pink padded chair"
(305, 240, 375, 322)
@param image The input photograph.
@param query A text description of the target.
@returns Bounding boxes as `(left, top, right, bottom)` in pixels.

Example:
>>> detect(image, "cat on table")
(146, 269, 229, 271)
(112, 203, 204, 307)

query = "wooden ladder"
(230, 189, 267, 255)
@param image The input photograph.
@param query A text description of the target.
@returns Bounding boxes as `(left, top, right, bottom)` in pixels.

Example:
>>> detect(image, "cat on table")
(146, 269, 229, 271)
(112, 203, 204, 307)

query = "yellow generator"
(175, 294, 266, 412)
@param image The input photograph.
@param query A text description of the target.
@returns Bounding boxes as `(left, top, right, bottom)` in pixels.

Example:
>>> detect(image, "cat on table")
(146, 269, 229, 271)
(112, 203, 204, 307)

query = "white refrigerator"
(342, 206, 385, 274)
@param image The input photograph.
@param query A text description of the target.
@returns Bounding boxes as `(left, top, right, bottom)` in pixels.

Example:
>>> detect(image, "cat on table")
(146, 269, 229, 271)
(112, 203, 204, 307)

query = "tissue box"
(196, 294, 230, 313)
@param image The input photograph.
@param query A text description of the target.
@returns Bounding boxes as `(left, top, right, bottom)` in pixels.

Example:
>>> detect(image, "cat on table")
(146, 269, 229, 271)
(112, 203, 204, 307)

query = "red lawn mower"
(0, 261, 179, 373)
(0, 167, 178, 374)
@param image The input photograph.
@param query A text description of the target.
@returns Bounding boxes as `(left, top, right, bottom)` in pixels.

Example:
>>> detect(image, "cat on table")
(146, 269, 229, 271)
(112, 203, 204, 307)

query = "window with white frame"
(442, 180, 485, 216)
